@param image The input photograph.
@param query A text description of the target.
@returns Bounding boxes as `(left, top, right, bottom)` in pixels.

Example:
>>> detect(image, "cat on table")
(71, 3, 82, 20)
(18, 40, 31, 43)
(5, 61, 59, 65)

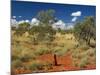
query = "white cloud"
(31, 18, 40, 26)
(11, 19, 18, 28)
(12, 16, 16, 19)
(19, 16, 22, 18)
(25, 20, 30, 23)
(66, 23, 74, 29)
(18, 20, 30, 24)
(71, 17, 77, 22)
(11, 19, 30, 28)
(52, 20, 66, 30)
(71, 11, 81, 22)
(67, 25, 74, 29)
(71, 11, 82, 16)
(18, 20, 25, 24)
(11, 19, 17, 25)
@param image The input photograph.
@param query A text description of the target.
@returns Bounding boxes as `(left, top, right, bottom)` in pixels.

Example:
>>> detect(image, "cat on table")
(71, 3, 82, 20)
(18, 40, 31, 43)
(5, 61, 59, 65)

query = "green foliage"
(12, 54, 19, 61)
(66, 29, 74, 34)
(29, 26, 39, 35)
(18, 53, 34, 62)
(11, 26, 16, 30)
(72, 45, 96, 68)
(28, 9, 56, 42)
(79, 57, 89, 68)
(26, 61, 53, 71)
(29, 25, 56, 42)
(52, 46, 68, 56)
(15, 22, 30, 36)
(72, 54, 89, 68)
(86, 48, 96, 57)
(11, 44, 22, 60)
(12, 59, 23, 68)
(74, 16, 96, 46)
(37, 9, 55, 24)
(43, 62, 53, 70)
(18, 47, 36, 62)
(12, 44, 36, 62)
(72, 49, 81, 59)
(18, 22, 30, 30)
(28, 62, 44, 70)
(37, 26, 56, 41)
(79, 45, 90, 51)
(58, 28, 73, 34)
(34, 48, 51, 55)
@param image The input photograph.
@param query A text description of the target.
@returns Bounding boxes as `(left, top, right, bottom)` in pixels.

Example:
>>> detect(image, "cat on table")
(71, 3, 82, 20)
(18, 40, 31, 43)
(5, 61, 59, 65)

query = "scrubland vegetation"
(11, 9, 96, 74)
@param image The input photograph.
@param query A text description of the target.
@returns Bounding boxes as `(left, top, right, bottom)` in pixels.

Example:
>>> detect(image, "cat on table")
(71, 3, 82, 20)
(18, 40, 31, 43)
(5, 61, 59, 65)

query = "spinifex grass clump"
(23, 61, 53, 72)
(33, 48, 52, 55)
(12, 59, 23, 69)
(72, 46, 96, 68)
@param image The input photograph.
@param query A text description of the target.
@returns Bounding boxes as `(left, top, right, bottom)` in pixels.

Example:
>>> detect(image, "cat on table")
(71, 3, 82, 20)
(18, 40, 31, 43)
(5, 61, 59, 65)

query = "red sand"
(14, 52, 96, 74)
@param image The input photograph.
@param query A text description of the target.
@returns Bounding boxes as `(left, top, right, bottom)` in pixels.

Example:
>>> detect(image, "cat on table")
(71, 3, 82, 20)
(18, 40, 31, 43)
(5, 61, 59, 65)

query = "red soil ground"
(38, 52, 80, 72)
(14, 51, 96, 74)
(37, 51, 95, 72)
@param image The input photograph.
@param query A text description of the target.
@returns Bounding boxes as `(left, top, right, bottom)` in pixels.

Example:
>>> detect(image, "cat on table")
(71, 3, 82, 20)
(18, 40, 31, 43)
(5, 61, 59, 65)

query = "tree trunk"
(87, 36, 91, 46)
(54, 54, 58, 66)
(88, 40, 90, 46)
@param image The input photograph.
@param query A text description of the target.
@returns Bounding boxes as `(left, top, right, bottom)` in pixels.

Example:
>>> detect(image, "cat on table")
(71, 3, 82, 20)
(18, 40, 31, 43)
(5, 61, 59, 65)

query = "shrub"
(11, 45, 22, 60)
(27, 62, 44, 71)
(72, 54, 82, 60)
(43, 62, 53, 70)
(18, 49, 36, 62)
(80, 45, 90, 51)
(72, 45, 96, 68)
(59, 43, 65, 47)
(73, 62, 79, 67)
(12, 54, 19, 61)
(18, 55, 31, 62)
(89, 42, 96, 48)
(86, 49, 96, 57)
(12, 44, 36, 62)
(52, 46, 68, 56)
(12, 59, 23, 68)
(34, 48, 51, 55)
(33, 40, 39, 45)
(52, 42, 58, 47)
(72, 49, 80, 59)
(79, 57, 89, 68)
(24, 61, 53, 71)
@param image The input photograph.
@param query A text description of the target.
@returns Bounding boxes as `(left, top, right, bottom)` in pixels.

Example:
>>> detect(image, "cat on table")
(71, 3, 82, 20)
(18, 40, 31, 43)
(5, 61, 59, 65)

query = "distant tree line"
(11, 9, 96, 46)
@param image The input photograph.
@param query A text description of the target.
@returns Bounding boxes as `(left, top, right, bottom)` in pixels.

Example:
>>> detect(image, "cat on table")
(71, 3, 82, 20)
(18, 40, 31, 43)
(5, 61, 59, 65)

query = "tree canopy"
(36, 9, 55, 25)
(15, 22, 30, 36)
(74, 16, 96, 45)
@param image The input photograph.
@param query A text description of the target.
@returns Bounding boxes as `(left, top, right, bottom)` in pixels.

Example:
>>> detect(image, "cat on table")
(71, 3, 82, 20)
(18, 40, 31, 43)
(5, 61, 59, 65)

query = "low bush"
(72, 49, 80, 59)
(52, 46, 68, 56)
(43, 62, 53, 70)
(18, 49, 36, 62)
(59, 43, 65, 47)
(79, 45, 90, 51)
(34, 48, 51, 55)
(12, 59, 23, 68)
(86, 49, 96, 57)
(27, 61, 44, 71)
(12, 44, 36, 62)
(12, 54, 19, 61)
(24, 61, 53, 71)
(79, 57, 89, 68)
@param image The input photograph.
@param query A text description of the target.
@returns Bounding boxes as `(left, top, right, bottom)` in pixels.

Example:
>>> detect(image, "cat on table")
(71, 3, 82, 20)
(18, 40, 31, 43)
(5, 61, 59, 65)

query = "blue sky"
(11, 1, 96, 24)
